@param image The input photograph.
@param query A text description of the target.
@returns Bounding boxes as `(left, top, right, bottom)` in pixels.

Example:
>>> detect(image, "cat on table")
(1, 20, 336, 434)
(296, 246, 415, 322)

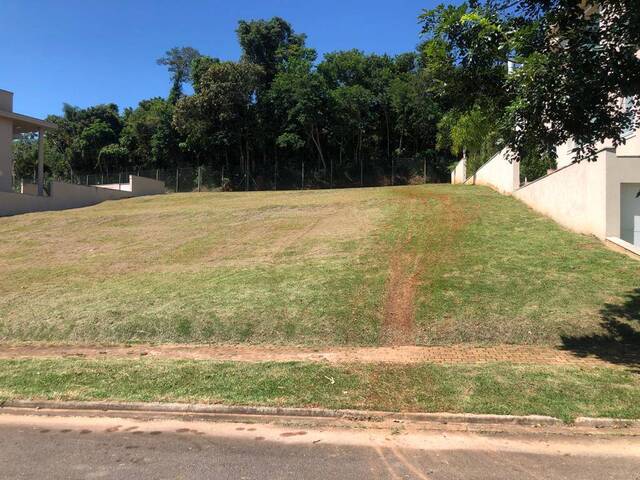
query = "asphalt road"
(1, 411, 639, 480)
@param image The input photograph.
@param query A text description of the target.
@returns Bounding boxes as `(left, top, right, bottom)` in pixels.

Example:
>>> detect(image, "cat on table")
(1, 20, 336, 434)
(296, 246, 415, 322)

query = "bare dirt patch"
(0, 343, 632, 367)
(381, 248, 422, 345)
(380, 190, 468, 346)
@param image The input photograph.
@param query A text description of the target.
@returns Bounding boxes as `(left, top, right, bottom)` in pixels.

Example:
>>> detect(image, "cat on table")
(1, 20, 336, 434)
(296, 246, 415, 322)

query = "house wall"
(463, 149, 520, 194)
(451, 159, 467, 184)
(556, 129, 639, 168)
(0, 117, 12, 192)
(604, 155, 640, 239)
(513, 150, 609, 239)
(617, 131, 640, 157)
(0, 175, 165, 217)
(620, 183, 640, 246)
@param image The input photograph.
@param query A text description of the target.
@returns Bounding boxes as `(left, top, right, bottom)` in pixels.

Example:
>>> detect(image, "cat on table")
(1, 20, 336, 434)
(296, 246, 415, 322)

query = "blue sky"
(1, 0, 445, 119)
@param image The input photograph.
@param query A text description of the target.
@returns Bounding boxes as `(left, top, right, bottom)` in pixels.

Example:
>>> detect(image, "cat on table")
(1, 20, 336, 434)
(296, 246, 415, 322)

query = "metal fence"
(16, 157, 444, 194)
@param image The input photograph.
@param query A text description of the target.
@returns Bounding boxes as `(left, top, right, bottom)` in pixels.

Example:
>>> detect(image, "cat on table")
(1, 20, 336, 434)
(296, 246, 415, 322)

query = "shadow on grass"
(561, 288, 640, 372)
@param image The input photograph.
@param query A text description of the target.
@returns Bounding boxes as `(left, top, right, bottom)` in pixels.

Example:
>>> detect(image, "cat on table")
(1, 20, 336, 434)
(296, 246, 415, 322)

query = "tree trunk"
(309, 125, 326, 170)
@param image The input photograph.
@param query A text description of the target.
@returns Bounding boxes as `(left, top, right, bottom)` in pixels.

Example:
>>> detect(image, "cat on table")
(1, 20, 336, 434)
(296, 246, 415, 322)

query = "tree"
(437, 105, 500, 174)
(173, 61, 262, 178)
(331, 85, 376, 184)
(157, 47, 202, 103)
(501, 0, 640, 161)
(236, 17, 305, 87)
(12, 133, 65, 180)
(421, 1, 640, 167)
(45, 103, 122, 174)
(30, 16, 460, 188)
(121, 97, 181, 168)
(269, 49, 330, 172)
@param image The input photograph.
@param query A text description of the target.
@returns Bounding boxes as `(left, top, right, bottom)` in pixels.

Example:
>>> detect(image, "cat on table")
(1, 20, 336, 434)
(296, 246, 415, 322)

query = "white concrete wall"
(451, 159, 467, 184)
(617, 130, 640, 157)
(129, 175, 165, 195)
(0, 175, 165, 217)
(514, 150, 609, 239)
(556, 128, 639, 168)
(95, 183, 132, 192)
(464, 149, 520, 194)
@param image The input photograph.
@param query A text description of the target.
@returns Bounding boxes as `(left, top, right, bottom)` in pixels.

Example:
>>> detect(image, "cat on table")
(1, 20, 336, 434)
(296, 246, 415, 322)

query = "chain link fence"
(16, 157, 444, 194)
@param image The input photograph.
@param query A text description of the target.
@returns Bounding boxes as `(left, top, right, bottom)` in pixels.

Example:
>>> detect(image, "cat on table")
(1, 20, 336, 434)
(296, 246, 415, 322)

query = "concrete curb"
(574, 417, 640, 429)
(0, 399, 565, 426)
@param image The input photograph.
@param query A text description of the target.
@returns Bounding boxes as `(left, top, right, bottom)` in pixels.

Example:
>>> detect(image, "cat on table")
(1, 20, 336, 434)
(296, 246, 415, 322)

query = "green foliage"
(422, 0, 640, 172)
(157, 46, 202, 103)
(20, 16, 466, 186)
(173, 61, 262, 165)
(236, 17, 306, 86)
(44, 103, 122, 175)
(120, 97, 180, 169)
(11, 133, 66, 180)
(437, 105, 501, 174)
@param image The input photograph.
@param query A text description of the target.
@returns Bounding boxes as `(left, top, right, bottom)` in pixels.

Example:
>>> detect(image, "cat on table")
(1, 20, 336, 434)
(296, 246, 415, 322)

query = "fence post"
(221, 166, 224, 190)
(330, 158, 333, 189)
(156, 169, 159, 181)
(197, 166, 201, 192)
(86, 175, 89, 186)
(301, 160, 305, 190)
(391, 158, 395, 186)
(423, 158, 427, 184)
(176, 167, 179, 192)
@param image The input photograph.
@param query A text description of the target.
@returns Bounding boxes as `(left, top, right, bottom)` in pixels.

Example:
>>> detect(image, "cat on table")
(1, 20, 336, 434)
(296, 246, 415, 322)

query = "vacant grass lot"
(0, 185, 638, 346)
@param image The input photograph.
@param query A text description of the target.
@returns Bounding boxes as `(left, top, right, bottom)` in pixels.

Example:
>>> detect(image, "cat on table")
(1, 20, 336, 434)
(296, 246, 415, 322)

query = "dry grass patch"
(1, 185, 639, 349)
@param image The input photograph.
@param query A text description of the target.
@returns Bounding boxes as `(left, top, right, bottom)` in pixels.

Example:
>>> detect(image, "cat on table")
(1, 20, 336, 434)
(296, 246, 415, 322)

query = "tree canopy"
(14, 7, 639, 189)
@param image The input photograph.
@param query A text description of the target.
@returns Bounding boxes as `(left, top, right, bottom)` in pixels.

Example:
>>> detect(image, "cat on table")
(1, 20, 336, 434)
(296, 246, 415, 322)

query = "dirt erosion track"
(0, 343, 633, 367)
(381, 190, 467, 346)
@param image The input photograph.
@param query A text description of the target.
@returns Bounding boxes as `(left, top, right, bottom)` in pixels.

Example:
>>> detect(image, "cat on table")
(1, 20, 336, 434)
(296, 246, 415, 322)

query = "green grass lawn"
(0, 184, 638, 346)
(1, 358, 639, 421)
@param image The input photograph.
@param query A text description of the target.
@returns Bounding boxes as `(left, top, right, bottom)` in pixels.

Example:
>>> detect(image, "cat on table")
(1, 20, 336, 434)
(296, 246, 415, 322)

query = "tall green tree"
(157, 46, 202, 103)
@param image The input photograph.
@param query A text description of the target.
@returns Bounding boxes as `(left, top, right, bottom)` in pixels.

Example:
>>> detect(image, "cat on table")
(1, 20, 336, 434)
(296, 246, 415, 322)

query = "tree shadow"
(561, 288, 640, 372)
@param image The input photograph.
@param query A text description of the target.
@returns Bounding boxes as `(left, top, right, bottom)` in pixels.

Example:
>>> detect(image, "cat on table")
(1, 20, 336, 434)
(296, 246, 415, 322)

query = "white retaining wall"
(463, 149, 520, 194)
(451, 159, 466, 184)
(513, 151, 640, 241)
(0, 175, 165, 217)
(452, 144, 640, 244)
(513, 150, 609, 239)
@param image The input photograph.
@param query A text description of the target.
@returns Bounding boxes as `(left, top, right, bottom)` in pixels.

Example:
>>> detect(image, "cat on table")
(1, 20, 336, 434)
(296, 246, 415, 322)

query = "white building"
(0, 89, 55, 195)
(0, 89, 165, 216)
(452, 115, 640, 256)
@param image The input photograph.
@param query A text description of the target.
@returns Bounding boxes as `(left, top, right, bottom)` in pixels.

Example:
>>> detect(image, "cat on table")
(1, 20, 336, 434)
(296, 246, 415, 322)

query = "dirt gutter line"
(2, 399, 638, 429)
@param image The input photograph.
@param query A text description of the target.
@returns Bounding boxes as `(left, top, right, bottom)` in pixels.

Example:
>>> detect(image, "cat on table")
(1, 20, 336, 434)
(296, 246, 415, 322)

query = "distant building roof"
(0, 110, 57, 133)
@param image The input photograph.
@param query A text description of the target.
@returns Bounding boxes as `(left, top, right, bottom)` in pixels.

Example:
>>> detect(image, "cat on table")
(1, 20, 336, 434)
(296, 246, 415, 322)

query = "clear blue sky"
(1, 0, 445, 119)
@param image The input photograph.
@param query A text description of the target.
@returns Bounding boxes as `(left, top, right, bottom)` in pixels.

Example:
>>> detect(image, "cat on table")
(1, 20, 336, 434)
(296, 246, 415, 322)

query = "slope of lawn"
(0, 184, 638, 346)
